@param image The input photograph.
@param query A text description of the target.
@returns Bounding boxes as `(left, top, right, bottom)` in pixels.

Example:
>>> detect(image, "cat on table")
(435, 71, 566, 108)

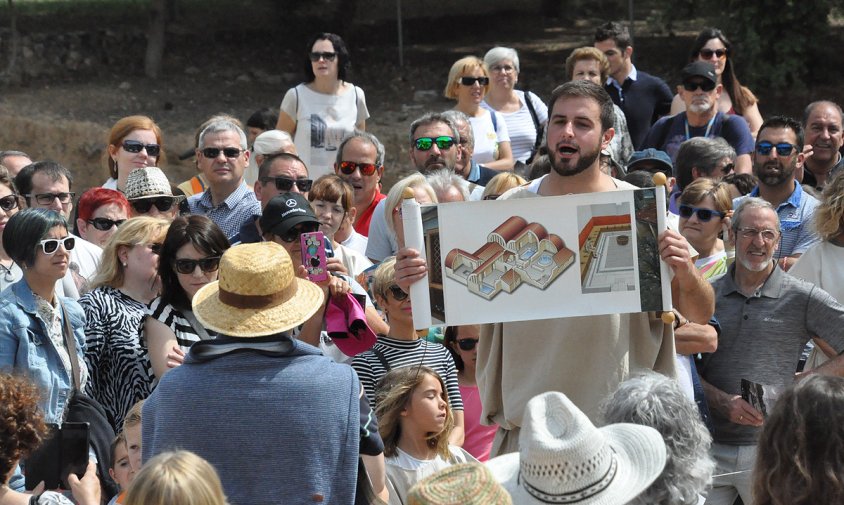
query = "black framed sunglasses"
(414, 136, 455, 151)
(755, 142, 796, 157)
(27, 192, 75, 205)
(338, 161, 379, 176)
(87, 217, 126, 231)
(457, 338, 479, 351)
(387, 285, 408, 301)
(39, 236, 75, 255)
(260, 176, 313, 193)
(201, 147, 242, 159)
(0, 194, 20, 212)
(173, 256, 221, 275)
(682, 80, 716, 92)
(678, 204, 725, 222)
(277, 223, 320, 243)
(309, 51, 337, 62)
(459, 76, 490, 86)
(721, 163, 735, 175)
(699, 48, 727, 59)
(131, 197, 176, 214)
(122, 140, 161, 157)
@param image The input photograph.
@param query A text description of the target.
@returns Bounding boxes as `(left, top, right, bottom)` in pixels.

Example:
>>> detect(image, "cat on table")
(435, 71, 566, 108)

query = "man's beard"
(754, 160, 794, 186)
(688, 99, 713, 114)
(550, 142, 602, 177)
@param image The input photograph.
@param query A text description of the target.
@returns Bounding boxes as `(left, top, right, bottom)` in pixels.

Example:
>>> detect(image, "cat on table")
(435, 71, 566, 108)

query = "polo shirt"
(700, 264, 844, 445)
(354, 191, 386, 237)
(734, 182, 820, 257)
(187, 182, 260, 241)
(605, 66, 674, 150)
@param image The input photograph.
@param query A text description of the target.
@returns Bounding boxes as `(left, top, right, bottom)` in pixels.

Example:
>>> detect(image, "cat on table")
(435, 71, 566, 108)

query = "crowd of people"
(1, 22, 844, 505)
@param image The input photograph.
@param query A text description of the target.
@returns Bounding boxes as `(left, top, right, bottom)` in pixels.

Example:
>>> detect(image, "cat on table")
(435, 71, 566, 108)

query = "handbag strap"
(181, 309, 213, 341)
(57, 299, 81, 392)
(371, 346, 391, 373)
(523, 90, 543, 162)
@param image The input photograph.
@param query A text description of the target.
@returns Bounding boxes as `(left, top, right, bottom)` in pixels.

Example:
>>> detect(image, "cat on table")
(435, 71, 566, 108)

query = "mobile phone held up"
(300, 231, 329, 282)
(24, 422, 90, 490)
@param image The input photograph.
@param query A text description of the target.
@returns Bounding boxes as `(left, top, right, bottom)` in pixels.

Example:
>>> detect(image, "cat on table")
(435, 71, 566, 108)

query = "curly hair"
(753, 375, 844, 505)
(601, 371, 714, 505)
(375, 366, 454, 459)
(0, 373, 49, 479)
(813, 170, 844, 241)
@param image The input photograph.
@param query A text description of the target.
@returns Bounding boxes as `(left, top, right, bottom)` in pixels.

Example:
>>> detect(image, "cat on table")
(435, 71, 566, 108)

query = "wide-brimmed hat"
(192, 242, 324, 337)
(407, 463, 512, 505)
(487, 392, 666, 505)
(124, 166, 185, 202)
(258, 193, 320, 239)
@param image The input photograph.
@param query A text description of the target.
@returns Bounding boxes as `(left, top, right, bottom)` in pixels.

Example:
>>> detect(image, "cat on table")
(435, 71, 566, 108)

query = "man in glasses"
(698, 197, 844, 505)
(187, 118, 260, 241)
(736, 116, 820, 271)
(441, 111, 498, 195)
(333, 131, 386, 237)
(14, 160, 102, 296)
(800, 100, 844, 190)
(641, 61, 753, 173)
(668, 137, 737, 214)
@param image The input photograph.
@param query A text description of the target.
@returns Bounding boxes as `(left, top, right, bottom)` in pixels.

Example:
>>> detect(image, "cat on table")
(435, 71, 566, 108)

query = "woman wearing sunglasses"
(445, 56, 514, 171)
(145, 216, 229, 379)
(75, 188, 131, 249)
(670, 28, 763, 137)
(103, 115, 166, 192)
(80, 217, 169, 432)
(277, 32, 369, 179)
(124, 166, 184, 220)
(0, 208, 87, 429)
(678, 178, 733, 281)
(0, 166, 23, 291)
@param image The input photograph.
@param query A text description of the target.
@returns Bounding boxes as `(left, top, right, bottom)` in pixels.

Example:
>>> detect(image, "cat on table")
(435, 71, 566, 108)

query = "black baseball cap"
(259, 193, 320, 239)
(681, 61, 717, 85)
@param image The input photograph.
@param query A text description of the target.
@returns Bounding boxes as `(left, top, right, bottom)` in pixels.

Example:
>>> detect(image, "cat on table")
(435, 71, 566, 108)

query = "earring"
(122, 263, 127, 268)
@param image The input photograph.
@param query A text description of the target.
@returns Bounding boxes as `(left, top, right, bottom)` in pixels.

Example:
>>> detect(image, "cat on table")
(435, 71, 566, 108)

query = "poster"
(407, 187, 670, 328)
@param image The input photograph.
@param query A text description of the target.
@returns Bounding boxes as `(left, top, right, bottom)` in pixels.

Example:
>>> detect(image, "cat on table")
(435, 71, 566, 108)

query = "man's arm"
(659, 229, 715, 323)
(701, 378, 763, 426)
(673, 311, 718, 355)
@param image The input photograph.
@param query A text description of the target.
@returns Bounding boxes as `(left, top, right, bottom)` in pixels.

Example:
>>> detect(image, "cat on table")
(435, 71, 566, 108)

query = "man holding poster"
(394, 81, 714, 457)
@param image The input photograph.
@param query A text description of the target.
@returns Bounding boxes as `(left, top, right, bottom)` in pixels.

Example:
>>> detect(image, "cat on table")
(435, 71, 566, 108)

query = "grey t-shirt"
(700, 265, 844, 445)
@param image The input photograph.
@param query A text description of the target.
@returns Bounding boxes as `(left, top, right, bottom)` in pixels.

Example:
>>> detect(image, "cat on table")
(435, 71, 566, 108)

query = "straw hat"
(124, 166, 185, 202)
(192, 242, 324, 337)
(486, 392, 666, 505)
(407, 463, 512, 505)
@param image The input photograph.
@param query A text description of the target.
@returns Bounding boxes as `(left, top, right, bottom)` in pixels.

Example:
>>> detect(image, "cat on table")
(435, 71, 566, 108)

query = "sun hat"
(407, 463, 512, 505)
(192, 241, 324, 337)
(124, 166, 185, 202)
(258, 193, 321, 240)
(486, 392, 667, 505)
(681, 61, 717, 86)
(325, 292, 377, 356)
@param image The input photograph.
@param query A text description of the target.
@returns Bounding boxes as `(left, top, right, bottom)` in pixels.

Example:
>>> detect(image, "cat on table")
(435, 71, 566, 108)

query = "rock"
(118, 81, 131, 90)
(185, 66, 200, 75)
(413, 90, 438, 102)
(235, 74, 252, 83)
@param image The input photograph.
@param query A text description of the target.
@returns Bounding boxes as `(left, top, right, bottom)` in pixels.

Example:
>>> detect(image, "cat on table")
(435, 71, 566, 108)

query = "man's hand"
(394, 247, 428, 293)
(658, 229, 695, 280)
(723, 395, 764, 427)
(326, 257, 349, 276)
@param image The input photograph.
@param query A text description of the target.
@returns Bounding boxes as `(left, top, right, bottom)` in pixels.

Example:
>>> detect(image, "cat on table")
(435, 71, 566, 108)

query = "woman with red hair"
(76, 188, 130, 248)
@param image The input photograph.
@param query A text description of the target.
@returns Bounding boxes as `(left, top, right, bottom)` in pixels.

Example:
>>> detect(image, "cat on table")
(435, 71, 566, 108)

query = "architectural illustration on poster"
(577, 202, 635, 294)
(443, 216, 576, 300)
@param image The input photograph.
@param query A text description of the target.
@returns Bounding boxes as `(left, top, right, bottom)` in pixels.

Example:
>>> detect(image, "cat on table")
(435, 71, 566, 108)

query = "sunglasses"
(27, 192, 75, 205)
(338, 161, 379, 176)
(721, 163, 735, 175)
(387, 285, 408, 301)
(482, 194, 500, 201)
(459, 76, 490, 86)
(0, 194, 20, 212)
(682, 80, 716, 92)
(278, 223, 319, 243)
(414, 136, 455, 151)
(201, 147, 242, 159)
(122, 140, 161, 157)
(39, 236, 76, 255)
(699, 48, 728, 59)
(173, 256, 221, 275)
(87, 217, 126, 231)
(260, 176, 313, 192)
(131, 197, 177, 214)
(755, 142, 796, 156)
(457, 338, 479, 351)
(309, 51, 337, 62)
(678, 204, 725, 222)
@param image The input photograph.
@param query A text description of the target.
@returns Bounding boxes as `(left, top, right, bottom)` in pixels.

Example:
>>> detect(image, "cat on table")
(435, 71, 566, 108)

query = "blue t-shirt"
(642, 111, 754, 163)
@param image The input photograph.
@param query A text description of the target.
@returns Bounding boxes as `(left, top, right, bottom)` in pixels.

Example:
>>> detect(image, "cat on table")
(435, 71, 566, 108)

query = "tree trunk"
(144, 0, 166, 78)
(4, 0, 21, 83)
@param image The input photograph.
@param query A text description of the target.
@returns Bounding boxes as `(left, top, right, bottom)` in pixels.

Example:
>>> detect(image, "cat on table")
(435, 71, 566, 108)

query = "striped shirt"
(187, 182, 261, 241)
(351, 336, 463, 411)
(147, 297, 215, 351)
(482, 90, 548, 163)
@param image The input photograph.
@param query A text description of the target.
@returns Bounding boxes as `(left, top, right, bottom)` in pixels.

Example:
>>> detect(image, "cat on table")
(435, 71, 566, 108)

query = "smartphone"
(24, 422, 89, 490)
(300, 231, 329, 282)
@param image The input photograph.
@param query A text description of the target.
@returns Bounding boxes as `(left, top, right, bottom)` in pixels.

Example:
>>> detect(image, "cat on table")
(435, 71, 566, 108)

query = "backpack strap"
(371, 345, 391, 373)
(490, 110, 498, 133)
(181, 309, 213, 341)
(523, 91, 544, 163)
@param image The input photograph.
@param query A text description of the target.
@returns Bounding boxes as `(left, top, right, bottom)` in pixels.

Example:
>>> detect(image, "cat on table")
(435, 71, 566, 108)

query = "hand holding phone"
(300, 231, 329, 282)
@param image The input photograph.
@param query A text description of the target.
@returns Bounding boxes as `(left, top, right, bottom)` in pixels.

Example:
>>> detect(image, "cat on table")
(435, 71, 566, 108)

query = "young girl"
(107, 433, 133, 505)
(376, 367, 475, 505)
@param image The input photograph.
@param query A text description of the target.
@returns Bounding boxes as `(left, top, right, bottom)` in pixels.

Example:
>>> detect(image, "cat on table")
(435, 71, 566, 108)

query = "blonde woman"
(80, 217, 169, 431)
(124, 451, 228, 505)
(480, 172, 527, 201)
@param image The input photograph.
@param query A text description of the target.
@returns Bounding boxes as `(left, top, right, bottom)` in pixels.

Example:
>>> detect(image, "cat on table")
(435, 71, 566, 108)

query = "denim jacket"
(0, 278, 87, 425)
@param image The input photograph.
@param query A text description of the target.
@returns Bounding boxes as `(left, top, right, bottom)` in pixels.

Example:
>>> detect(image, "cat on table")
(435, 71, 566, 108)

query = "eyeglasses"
(87, 217, 126, 231)
(482, 194, 501, 201)
(755, 142, 797, 156)
(173, 256, 221, 275)
(678, 205, 725, 222)
(201, 147, 242, 159)
(459, 76, 490, 86)
(699, 48, 728, 59)
(736, 227, 779, 242)
(338, 161, 379, 176)
(39, 236, 76, 255)
(387, 285, 408, 301)
(682, 80, 716, 92)
(277, 223, 319, 243)
(490, 64, 515, 73)
(0, 194, 20, 212)
(721, 163, 735, 175)
(131, 197, 177, 214)
(148, 243, 163, 255)
(260, 176, 313, 192)
(309, 51, 337, 62)
(122, 140, 161, 157)
(457, 338, 479, 351)
(27, 192, 75, 205)
(414, 136, 455, 151)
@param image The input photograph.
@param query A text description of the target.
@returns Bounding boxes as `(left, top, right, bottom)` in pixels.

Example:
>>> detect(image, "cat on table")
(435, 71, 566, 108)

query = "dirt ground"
(0, 12, 840, 193)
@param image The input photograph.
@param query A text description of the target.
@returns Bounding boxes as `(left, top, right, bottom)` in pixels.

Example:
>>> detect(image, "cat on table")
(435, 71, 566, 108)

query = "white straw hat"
(192, 242, 324, 337)
(124, 166, 184, 202)
(486, 392, 667, 505)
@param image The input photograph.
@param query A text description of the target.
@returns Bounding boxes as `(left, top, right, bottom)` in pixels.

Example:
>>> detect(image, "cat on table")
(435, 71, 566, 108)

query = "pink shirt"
(459, 383, 498, 461)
